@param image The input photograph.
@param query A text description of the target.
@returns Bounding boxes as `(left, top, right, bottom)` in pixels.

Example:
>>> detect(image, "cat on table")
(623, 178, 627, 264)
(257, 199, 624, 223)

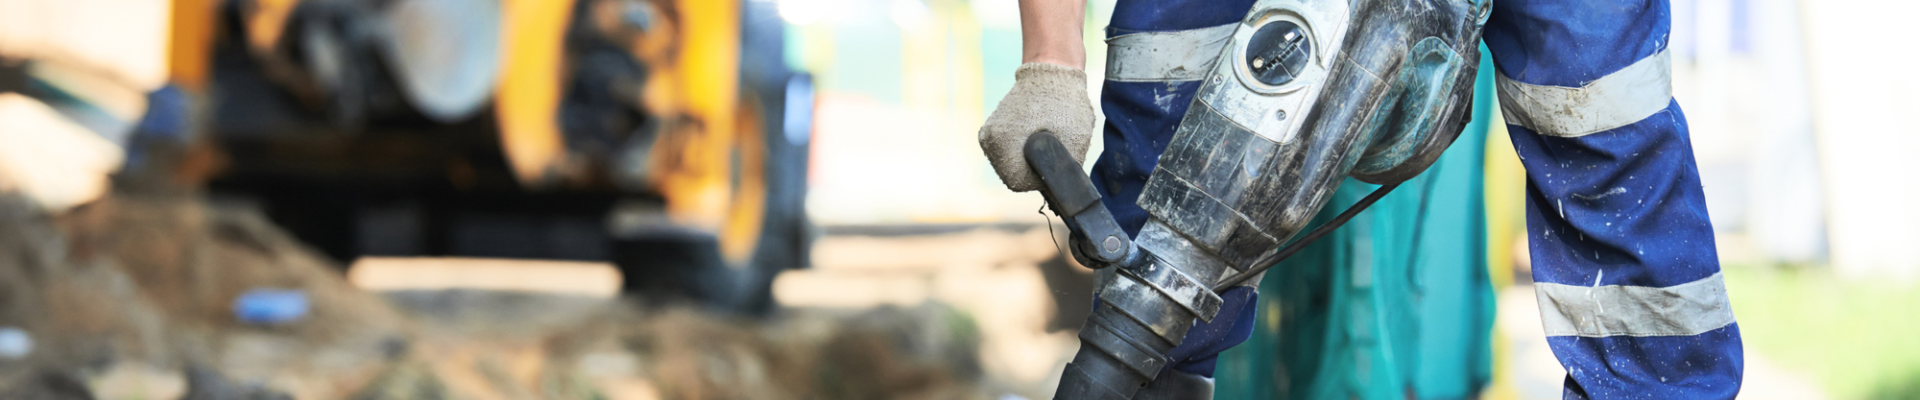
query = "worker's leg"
(1090, 0, 1260, 387)
(1481, 1, 1744, 399)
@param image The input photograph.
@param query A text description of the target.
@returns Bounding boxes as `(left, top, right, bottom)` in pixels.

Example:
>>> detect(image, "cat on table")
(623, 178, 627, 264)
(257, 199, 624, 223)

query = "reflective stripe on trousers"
(1485, 0, 1744, 398)
(1093, 0, 1260, 379)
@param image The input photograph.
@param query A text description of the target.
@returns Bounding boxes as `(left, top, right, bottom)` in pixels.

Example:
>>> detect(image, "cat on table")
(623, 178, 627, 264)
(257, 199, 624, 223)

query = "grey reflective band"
(1535, 272, 1736, 338)
(1495, 49, 1674, 137)
(1105, 23, 1239, 82)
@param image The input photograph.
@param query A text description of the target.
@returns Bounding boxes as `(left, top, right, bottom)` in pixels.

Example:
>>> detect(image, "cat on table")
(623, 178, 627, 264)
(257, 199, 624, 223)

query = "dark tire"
(611, 0, 808, 315)
(612, 73, 812, 316)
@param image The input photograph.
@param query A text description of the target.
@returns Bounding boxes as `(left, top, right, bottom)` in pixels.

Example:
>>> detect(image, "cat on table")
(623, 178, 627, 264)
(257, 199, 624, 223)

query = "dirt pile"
(0, 192, 407, 399)
(0, 193, 997, 399)
(358, 290, 990, 400)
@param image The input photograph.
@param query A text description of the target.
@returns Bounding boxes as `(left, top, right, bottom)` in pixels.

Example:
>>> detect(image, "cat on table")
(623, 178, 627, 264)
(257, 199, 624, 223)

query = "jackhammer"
(1027, 0, 1491, 398)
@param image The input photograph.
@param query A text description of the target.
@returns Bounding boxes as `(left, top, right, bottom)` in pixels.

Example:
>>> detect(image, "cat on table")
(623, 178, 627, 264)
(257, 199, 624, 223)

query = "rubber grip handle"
(1024, 131, 1101, 216)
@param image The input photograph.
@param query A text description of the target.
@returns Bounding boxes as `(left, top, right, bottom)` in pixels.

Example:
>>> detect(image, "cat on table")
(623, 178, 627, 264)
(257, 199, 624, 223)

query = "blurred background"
(0, 0, 1913, 398)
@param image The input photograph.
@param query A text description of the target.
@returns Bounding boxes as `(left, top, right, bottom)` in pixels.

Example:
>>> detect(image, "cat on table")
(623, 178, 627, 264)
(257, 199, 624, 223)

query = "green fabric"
(1214, 46, 1497, 400)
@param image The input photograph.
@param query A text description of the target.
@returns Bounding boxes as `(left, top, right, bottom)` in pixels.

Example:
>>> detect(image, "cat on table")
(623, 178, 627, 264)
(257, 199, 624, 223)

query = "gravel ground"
(0, 193, 999, 400)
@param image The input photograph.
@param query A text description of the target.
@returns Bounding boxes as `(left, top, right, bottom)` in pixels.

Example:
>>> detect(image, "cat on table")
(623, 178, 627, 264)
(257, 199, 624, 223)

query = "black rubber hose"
(1211, 181, 1402, 291)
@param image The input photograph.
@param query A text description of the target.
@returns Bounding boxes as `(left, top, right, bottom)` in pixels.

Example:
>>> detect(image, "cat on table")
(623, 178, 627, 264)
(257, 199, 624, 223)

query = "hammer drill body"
(1028, 0, 1490, 398)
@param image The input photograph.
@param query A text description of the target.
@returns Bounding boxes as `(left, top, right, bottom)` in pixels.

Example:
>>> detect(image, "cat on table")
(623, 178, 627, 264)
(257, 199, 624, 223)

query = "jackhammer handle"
(1025, 131, 1135, 266)
(1024, 131, 1100, 215)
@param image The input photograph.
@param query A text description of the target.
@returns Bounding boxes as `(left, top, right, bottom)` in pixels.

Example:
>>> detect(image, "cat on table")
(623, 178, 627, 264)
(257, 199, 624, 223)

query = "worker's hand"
(979, 62, 1097, 192)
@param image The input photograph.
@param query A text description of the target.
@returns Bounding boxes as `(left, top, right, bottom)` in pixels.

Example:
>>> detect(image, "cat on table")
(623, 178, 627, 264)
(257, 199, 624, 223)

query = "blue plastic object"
(233, 289, 310, 325)
(0, 327, 31, 359)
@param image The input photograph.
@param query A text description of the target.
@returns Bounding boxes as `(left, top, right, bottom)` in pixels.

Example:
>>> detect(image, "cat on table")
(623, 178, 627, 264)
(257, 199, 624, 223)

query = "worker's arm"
(1019, 0, 1087, 69)
(978, 0, 1097, 192)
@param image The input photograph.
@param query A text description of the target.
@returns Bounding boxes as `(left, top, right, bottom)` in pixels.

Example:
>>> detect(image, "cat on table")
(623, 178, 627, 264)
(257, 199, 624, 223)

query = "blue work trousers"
(1090, 0, 1742, 397)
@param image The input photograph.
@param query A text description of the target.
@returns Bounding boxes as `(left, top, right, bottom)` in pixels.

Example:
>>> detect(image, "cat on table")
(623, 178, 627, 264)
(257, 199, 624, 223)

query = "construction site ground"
(0, 191, 1848, 400)
(0, 191, 1097, 400)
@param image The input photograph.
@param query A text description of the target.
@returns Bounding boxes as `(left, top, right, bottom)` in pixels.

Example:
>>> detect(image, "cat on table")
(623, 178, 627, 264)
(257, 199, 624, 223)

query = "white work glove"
(979, 62, 1097, 192)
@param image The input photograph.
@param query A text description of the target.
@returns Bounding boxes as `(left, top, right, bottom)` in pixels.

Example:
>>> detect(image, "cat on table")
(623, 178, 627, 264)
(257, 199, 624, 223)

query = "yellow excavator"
(163, 0, 814, 313)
